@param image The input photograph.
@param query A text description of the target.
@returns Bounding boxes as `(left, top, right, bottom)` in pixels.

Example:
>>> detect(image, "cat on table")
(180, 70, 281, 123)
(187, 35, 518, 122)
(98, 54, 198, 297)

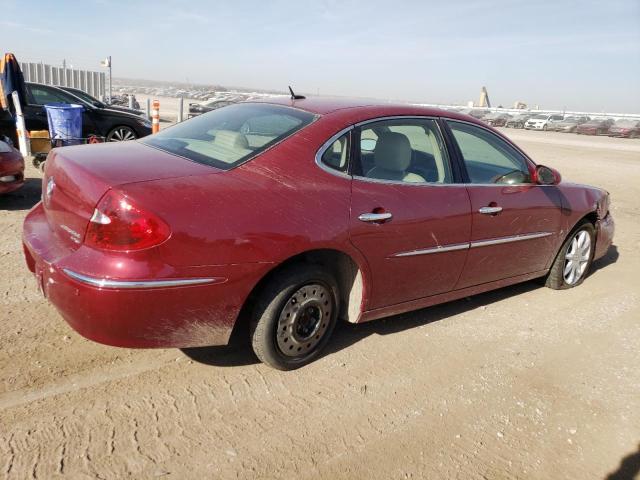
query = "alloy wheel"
(276, 283, 332, 357)
(107, 127, 137, 142)
(563, 230, 592, 285)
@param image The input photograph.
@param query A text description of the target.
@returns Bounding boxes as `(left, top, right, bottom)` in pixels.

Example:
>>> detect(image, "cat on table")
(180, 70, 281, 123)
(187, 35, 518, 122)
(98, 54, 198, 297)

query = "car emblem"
(45, 177, 55, 206)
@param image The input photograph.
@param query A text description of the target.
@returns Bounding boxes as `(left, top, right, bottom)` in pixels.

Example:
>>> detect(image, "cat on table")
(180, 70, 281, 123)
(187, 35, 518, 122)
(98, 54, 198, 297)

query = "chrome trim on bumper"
(62, 269, 222, 289)
(470, 231, 552, 248)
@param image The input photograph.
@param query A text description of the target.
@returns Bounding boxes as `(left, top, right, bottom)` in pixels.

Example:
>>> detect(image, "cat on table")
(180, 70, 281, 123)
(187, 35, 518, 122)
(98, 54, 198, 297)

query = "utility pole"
(108, 55, 112, 104)
(100, 56, 112, 103)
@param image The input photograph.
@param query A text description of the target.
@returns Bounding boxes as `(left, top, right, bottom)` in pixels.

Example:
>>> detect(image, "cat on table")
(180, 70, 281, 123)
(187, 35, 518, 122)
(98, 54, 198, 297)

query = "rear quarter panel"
(120, 116, 363, 269)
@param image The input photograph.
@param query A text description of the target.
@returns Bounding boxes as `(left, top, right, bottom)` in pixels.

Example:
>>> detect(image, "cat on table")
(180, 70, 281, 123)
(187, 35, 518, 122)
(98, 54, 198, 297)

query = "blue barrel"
(44, 103, 84, 146)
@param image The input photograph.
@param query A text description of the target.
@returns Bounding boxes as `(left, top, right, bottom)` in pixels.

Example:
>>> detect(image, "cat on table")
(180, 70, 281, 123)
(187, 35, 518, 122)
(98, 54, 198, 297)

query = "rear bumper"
(594, 213, 614, 261)
(22, 202, 270, 348)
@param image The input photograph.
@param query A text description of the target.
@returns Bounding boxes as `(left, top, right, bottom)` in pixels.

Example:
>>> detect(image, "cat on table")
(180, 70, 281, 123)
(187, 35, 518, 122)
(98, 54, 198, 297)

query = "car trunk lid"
(42, 141, 217, 250)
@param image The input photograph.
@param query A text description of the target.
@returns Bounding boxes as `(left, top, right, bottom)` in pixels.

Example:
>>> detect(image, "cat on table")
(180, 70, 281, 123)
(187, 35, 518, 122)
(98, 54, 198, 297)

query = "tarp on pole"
(0, 53, 28, 113)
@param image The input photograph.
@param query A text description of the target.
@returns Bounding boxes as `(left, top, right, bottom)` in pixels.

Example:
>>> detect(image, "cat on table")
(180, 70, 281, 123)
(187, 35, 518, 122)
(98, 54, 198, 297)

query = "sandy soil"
(1, 129, 639, 479)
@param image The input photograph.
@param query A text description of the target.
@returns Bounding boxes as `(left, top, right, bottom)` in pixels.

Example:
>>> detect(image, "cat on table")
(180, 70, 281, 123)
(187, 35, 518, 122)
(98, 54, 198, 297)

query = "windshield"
(142, 103, 315, 170)
(68, 89, 103, 107)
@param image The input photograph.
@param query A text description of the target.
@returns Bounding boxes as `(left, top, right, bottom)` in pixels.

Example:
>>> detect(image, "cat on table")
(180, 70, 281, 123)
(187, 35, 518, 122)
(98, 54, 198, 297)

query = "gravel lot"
(1, 129, 639, 479)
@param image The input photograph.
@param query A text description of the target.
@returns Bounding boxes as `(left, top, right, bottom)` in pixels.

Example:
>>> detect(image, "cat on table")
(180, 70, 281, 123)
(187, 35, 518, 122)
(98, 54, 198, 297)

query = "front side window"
(142, 103, 315, 170)
(29, 85, 69, 105)
(447, 120, 532, 184)
(355, 118, 452, 184)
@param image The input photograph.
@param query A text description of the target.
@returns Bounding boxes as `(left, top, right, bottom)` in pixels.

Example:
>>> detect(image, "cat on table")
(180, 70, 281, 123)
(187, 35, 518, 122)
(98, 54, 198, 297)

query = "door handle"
(358, 212, 393, 223)
(479, 206, 503, 215)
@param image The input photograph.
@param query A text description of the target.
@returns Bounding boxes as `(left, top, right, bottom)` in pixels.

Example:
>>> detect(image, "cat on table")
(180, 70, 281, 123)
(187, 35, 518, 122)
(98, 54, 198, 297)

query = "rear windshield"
(142, 103, 316, 170)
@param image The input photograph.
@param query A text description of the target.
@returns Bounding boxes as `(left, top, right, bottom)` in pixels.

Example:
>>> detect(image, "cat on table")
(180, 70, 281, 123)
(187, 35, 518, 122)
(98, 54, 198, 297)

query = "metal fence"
(20, 62, 106, 100)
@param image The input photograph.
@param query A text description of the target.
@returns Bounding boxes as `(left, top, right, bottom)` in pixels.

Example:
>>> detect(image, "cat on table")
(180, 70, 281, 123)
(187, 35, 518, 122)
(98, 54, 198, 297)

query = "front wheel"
(106, 125, 137, 142)
(545, 221, 595, 289)
(250, 266, 339, 370)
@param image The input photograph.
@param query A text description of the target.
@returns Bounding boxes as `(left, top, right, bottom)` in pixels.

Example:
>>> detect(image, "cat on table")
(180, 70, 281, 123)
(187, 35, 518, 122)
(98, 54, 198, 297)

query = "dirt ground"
(1, 128, 639, 480)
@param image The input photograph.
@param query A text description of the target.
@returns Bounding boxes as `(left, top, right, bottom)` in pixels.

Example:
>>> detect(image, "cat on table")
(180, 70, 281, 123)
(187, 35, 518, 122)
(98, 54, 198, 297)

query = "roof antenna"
(288, 86, 306, 100)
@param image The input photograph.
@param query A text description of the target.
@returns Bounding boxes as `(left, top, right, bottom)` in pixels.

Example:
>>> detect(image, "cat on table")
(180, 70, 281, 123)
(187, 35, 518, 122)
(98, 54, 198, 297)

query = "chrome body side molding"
(62, 269, 222, 289)
(392, 232, 553, 258)
(469, 231, 553, 248)
(392, 242, 470, 257)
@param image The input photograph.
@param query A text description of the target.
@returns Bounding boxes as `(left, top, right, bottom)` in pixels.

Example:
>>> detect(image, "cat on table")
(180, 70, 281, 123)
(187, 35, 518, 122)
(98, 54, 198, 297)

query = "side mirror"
(536, 165, 561, 185)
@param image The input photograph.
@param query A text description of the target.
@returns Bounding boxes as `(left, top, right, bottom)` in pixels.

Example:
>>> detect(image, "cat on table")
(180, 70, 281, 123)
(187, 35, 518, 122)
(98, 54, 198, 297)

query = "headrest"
(214, 130, 249, 150)
(374, 132, 411, 172)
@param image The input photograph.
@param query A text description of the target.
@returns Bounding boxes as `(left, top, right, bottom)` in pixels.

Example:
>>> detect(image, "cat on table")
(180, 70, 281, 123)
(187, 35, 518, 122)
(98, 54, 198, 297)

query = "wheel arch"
(234, 248, 367, 340)
(550, 210, 599, 267)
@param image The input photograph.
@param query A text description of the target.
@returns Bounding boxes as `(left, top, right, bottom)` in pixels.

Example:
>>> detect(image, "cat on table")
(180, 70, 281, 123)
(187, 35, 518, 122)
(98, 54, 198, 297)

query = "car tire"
(630, 131, 639, 139)
(543, 124, 548, 131)
(544, 221, 595, 290)
(106, 126, 137, 142)
(250, 265, 339, 370)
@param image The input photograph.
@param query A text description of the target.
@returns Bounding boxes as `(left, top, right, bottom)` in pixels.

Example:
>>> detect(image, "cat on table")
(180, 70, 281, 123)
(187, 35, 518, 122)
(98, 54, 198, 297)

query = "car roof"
(247, 96, 453, 117)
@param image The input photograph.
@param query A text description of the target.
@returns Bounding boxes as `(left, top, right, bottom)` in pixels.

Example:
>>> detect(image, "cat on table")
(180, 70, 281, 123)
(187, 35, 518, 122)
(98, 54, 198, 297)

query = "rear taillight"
(84, 190, 170, 251)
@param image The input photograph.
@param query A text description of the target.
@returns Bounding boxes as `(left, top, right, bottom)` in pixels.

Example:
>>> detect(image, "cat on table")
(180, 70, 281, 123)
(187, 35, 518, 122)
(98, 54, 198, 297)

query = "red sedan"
(22, 98, 614, 369)
(0, 139, 24, 194)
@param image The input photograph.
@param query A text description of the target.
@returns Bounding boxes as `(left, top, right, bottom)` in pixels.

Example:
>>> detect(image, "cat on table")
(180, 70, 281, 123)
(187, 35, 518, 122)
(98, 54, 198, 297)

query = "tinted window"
(356, 119, 452, 184)
(321, 132, 350, 172)
(447, 121, 532, 184)
(142, 103, 315, 170)
(29, 85, 69, 105)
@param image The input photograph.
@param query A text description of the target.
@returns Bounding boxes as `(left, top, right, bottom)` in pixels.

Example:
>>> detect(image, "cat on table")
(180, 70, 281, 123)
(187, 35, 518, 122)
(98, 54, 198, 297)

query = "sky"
(2, 0, 639, 112)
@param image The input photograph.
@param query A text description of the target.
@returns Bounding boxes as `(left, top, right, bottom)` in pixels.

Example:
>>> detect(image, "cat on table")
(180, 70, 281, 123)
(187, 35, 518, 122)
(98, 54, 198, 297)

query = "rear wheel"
(106, 126, 137, 142)
(250, 266, 339, 370)
(545, 221, 595, 289)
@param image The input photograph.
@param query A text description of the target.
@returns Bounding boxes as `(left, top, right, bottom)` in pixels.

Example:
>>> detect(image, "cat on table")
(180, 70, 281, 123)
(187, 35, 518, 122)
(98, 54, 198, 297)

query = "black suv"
(24, 83, 152, 142)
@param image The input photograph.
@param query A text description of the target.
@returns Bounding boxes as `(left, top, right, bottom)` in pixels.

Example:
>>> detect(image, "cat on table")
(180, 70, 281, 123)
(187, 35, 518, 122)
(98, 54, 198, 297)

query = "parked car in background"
(188, 99, 237, 118)
(607, 119, 640, 138)
(110, 94, 141, 110)
(61, 87, 144, 117)
(457, 108, 490, 120)
(576, 118, 615, 135)
(24, 83, 152, 142)
(524, 113, 564, 131)
(0, 138, 24, 195)
(550, 116, 591, 133)
(504, 113, 532, 129)
(22, 99, 614, 370)
(484, 112, 511, 127)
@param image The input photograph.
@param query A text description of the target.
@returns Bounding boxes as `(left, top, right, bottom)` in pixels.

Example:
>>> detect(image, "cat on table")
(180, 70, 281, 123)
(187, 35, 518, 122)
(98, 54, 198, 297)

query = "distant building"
(478, 87, 491, 108)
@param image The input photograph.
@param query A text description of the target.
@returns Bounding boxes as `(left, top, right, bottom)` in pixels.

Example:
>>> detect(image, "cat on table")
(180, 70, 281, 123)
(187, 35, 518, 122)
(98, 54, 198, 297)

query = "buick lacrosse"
(23, 98, 614, 369)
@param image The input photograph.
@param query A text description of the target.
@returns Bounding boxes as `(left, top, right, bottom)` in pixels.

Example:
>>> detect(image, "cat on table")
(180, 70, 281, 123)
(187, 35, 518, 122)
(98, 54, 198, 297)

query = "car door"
(347, 117, 472, 310)
(25, 84, 97, 138)
(444, 120, 562, 289)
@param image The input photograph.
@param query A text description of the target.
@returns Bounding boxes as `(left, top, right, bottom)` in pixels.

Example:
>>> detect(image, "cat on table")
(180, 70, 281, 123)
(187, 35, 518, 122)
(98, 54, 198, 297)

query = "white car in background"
(524, 113, 565, 131)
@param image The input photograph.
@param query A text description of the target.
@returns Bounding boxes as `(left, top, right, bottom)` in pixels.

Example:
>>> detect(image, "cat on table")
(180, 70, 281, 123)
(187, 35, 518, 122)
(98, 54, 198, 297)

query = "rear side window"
(321, 133, 350, 172)
(356, 118, 452, 184)
(142, 103, 315, 170)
